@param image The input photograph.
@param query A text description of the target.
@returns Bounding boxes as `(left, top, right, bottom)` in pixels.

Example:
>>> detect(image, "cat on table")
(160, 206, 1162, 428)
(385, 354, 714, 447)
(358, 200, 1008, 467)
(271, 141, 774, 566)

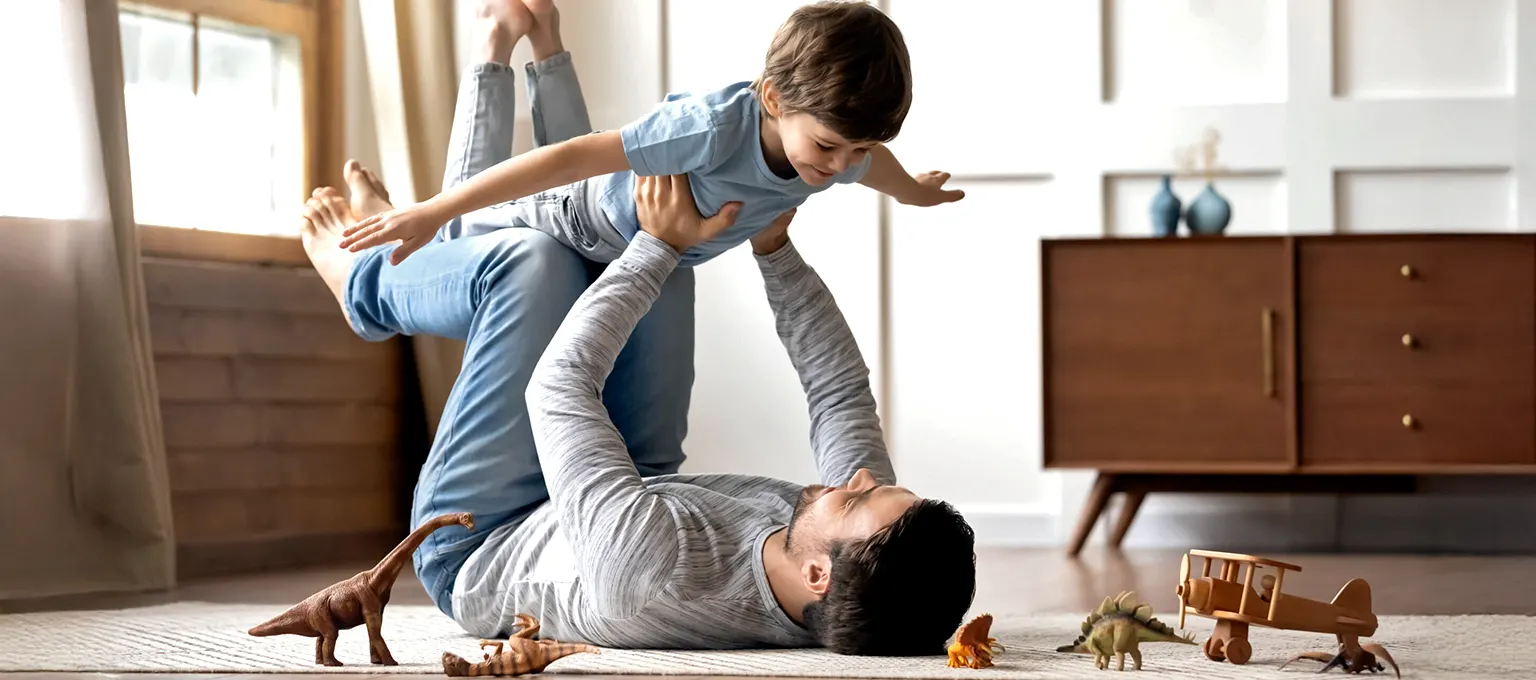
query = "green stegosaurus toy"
(1055, 591, 1197, 671)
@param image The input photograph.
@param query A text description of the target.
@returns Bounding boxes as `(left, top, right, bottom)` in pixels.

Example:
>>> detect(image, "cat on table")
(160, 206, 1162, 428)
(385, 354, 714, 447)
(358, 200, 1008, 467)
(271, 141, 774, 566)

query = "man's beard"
(783, 484, 825, 554)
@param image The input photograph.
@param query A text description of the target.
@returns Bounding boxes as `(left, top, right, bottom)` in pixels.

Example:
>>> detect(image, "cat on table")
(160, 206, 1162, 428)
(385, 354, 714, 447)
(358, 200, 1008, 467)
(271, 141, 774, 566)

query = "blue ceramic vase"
(1149, 175, 1182, 237)
(1185, 182, 1232, 236)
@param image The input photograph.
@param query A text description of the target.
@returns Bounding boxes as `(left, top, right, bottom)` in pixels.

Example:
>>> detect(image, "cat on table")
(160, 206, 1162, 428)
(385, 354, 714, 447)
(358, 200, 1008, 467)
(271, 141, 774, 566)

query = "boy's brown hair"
(754, 1, 912, 144)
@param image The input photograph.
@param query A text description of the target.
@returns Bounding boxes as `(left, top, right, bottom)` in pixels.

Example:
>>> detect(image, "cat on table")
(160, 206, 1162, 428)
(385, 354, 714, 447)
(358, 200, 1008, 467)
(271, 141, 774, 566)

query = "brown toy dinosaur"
(947, 613, 1005, 669)
(442, 613, 600, 677)
(1281, 639, 1401, 677)
(247, 512, 476, 666)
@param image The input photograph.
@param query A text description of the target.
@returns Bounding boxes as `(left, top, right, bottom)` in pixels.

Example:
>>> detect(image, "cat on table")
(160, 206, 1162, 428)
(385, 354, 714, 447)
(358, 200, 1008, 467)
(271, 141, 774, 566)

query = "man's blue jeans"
(337, 54, 695, 617)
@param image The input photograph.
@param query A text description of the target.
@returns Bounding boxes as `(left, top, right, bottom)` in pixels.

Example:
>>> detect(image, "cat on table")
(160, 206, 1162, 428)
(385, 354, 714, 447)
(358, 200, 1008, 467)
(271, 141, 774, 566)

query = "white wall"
(440, 0, 1536, 552)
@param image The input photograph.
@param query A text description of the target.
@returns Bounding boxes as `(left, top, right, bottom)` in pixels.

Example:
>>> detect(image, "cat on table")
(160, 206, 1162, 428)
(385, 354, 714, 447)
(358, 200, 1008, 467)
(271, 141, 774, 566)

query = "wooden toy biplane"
(1174, 549, 1400, 676)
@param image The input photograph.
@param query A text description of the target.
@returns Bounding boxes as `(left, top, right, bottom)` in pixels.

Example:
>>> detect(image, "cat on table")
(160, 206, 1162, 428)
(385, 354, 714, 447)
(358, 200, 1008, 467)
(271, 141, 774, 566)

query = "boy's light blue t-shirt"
(593, 81, 872, 267)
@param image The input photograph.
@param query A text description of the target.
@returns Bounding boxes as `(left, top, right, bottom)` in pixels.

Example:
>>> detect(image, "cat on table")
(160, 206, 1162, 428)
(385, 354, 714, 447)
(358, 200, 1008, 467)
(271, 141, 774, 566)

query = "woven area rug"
(0, 602, 1527, 678)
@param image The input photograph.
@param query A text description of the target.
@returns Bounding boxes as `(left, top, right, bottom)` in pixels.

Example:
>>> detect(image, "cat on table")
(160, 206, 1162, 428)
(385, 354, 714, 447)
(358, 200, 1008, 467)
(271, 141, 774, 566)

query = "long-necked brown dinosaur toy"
(247, 512, 476, 666)
(442, 613, 600, 677)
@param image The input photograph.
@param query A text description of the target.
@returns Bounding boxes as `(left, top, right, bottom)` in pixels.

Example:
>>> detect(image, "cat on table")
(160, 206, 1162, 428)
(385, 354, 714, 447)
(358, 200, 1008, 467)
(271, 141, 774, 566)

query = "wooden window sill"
(139, 224, 310, 268)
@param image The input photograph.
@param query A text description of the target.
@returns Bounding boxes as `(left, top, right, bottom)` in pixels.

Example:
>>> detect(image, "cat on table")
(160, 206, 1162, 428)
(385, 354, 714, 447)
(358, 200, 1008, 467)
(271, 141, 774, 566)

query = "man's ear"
(800, 553, 833, 598)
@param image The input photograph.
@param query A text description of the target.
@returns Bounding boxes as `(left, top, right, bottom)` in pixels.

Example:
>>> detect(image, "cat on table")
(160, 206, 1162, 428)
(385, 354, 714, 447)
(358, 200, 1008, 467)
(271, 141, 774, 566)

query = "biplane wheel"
(1223, 638, 1252, 665)
(1202, 636, 1225, 662)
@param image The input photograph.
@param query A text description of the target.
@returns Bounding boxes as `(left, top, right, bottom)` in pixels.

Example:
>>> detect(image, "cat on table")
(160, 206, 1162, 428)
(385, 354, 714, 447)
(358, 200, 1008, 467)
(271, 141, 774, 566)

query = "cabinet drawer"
(1301, 382, 1535, 466)
(1298, 235, 1536, 308)
(1300, 305, 1534, 382)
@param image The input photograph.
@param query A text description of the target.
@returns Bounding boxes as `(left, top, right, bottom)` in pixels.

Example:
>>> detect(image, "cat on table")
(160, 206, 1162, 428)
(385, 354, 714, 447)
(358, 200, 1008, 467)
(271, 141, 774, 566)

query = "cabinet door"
(1042, 238, 1290, 470)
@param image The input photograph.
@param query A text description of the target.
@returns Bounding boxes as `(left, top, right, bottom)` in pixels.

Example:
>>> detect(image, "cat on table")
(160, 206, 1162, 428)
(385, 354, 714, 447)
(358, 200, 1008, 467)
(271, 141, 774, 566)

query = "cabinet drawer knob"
(1401, 264, 1415, 278)
(1402, 414, 1417, 429)
(1402, 333, 1416, 348)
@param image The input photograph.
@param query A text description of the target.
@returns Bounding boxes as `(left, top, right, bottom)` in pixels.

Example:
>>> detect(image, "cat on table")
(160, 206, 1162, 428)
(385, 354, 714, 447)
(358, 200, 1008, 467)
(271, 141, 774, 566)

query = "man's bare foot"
(344, 159, 393, 219)
(301, 187, 359, 322)
(523, 0, 562, 62)
(479, 0, 532, 65)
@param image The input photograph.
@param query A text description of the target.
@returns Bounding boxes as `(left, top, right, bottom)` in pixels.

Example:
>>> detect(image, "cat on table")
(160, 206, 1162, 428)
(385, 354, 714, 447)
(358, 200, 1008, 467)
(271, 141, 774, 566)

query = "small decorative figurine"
(247, 512, 476, 666)
(442, 614, 599, 677)
(1174, 548, 1400, 676)
(1055, 591, 1196, 671)
(947, 613, 1004, 669)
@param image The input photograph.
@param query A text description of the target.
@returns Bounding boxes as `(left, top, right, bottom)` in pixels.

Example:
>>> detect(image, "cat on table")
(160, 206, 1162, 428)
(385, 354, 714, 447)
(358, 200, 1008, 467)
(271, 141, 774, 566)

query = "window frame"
(124, 0, 345, 265)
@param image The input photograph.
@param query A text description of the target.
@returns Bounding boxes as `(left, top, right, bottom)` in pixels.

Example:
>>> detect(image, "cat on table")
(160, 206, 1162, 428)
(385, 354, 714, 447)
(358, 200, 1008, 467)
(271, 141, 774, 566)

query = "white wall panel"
(664, 0, 804, 97)
(1106, 0, 1288, 105)
(887, 180, 1060, 513)
(1334, 0, 1514, 99)
(684, 185, 883, 483)
(886, 0, 1096, 176)
(557, 0, 664, 130)
(1335, 169, 1515, 233)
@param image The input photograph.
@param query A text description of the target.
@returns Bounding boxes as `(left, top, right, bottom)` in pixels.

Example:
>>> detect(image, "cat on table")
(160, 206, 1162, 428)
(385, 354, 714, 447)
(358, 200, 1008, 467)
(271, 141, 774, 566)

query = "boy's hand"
(339, 202, 445, 264)
(635, 174, 741, 253)
(750, 208, 796, 255)
(900, 170, 965, 207)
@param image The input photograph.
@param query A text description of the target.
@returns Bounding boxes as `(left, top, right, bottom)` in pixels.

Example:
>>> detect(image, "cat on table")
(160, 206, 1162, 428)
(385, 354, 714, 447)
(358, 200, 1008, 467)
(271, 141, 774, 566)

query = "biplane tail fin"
(1329, 578, 1373, 615)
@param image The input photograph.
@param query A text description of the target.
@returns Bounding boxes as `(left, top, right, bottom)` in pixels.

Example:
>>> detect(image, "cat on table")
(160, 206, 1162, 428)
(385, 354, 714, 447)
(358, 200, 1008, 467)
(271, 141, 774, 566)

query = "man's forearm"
(755, 239, 896, 486)
(431, 130, 630, 219)
(525, 231, 683, 611)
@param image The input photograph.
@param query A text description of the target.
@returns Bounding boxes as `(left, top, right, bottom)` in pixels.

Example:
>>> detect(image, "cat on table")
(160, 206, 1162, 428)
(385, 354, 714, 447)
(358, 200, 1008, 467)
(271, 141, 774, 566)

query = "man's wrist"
(639, 227, 690, 255)
(632, 230, 686, 264)
(751, 234, 789, 256)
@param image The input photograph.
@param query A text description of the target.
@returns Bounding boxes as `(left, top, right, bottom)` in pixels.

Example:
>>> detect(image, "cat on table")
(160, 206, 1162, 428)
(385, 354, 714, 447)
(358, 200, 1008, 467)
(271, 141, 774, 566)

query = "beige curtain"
(0, 0, 176, 601)
(357, 0, 464, 436)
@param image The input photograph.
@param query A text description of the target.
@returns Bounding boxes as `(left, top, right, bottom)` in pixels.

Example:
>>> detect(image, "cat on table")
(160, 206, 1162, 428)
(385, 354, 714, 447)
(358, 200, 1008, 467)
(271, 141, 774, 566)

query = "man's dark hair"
(752, 0, 912, 143)
(801, 499, 976, 655)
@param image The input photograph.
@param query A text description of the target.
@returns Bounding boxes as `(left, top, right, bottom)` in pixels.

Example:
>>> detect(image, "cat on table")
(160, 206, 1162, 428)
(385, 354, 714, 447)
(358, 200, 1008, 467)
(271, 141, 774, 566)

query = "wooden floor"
(4, 547, 1534, 680)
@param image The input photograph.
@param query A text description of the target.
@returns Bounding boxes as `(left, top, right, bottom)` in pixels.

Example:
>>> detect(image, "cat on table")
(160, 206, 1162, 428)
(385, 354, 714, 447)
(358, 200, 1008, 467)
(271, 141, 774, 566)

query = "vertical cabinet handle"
(1262, 307, 1276, 397)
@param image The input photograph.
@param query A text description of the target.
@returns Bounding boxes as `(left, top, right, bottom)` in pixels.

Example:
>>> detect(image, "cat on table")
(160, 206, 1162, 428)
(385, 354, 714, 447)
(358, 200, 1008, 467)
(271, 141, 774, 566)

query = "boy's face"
(775, 111, 877, 186)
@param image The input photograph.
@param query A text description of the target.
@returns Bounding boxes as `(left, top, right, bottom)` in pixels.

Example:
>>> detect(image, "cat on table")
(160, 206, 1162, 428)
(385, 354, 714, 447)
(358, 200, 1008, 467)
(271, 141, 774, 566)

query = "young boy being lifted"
(338, 0, 963, 265)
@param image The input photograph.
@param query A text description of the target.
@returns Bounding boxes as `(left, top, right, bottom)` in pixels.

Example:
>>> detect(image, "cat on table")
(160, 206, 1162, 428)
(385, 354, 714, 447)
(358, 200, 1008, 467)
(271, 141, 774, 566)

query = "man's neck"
(762, 527, 814, 625)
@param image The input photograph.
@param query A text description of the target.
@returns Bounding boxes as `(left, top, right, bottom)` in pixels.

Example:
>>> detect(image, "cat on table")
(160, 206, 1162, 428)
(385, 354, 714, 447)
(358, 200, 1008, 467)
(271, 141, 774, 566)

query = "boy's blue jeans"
(338, 54, 695, 617)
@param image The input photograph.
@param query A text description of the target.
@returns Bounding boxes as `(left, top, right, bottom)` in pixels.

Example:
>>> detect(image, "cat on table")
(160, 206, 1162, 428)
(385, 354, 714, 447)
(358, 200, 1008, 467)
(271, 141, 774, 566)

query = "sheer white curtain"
(0, 0, 175, 600)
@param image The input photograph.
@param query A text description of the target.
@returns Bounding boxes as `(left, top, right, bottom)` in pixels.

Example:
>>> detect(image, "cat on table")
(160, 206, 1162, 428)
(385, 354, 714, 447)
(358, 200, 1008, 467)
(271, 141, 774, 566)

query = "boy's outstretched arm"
(339, 130, 631, 262)
(858, 144, 965, 207)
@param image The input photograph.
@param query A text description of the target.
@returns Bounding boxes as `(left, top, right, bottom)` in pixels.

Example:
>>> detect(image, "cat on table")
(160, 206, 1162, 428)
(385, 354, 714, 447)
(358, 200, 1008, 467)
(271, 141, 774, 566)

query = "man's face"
(784, 468, 920, 555)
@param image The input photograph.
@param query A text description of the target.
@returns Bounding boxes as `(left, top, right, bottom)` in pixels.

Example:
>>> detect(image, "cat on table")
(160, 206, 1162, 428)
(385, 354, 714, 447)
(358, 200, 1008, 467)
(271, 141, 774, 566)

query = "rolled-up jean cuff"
(340, 248, 397, 342)
(524, 50, 573, 77)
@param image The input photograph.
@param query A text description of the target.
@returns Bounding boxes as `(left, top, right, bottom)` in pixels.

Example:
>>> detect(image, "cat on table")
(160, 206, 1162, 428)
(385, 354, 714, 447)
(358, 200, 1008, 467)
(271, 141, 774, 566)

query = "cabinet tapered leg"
(1067, 473, 1117, 557)
(1108, 490, 1146, 548)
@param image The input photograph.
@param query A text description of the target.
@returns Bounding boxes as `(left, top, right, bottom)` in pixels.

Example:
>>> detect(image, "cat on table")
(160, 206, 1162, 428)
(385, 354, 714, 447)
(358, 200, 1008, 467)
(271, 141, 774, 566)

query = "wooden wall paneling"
(143, 256, 408, 578)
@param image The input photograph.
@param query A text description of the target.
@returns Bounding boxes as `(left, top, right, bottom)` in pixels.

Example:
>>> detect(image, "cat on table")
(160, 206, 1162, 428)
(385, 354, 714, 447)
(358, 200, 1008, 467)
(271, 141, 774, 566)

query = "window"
(119, 2, 306, 236)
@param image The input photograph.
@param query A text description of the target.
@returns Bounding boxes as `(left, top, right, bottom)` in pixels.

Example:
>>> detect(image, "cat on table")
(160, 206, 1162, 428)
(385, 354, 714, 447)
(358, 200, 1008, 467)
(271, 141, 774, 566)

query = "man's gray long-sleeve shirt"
(450, 231, 896, 649)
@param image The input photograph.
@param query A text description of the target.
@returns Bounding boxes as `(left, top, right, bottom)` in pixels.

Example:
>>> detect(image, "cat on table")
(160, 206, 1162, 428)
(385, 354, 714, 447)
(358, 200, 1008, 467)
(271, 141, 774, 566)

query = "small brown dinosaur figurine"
(1281, 639, 1401, 677)
(947, 613, 1004, 669)
(442, 613, 600, 677)
(247, 512, 475, 666)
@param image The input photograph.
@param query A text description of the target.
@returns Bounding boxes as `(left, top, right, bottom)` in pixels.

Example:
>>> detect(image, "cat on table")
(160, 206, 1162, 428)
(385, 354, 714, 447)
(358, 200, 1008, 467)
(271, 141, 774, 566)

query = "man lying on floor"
(296, 0, 975, 657)
(302, 168, 975, 655)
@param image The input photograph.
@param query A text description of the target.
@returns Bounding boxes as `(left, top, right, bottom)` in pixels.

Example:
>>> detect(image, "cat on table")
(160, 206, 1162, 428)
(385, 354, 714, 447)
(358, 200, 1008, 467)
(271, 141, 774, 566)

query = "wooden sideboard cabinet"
(1041, 233, 1536, 555)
